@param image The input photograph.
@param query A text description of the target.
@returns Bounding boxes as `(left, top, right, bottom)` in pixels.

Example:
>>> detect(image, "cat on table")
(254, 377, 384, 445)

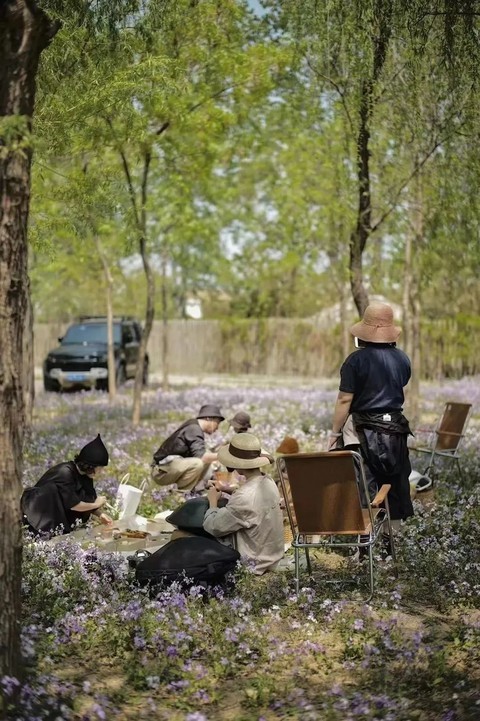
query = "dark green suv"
(42, 316, 149, 391)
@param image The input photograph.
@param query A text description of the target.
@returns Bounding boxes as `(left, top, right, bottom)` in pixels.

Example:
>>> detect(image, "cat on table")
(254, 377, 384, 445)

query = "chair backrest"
(435, 402, 472, 451)
(277, 451, 370, 536)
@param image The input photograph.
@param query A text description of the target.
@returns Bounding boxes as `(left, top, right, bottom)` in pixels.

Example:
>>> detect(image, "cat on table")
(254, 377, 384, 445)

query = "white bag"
(116, 474, 147, 519)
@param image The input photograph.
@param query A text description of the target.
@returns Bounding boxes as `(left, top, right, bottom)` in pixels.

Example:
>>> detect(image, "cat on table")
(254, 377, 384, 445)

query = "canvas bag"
(135, 536, 240, 588)
(115, 474, 147, 519)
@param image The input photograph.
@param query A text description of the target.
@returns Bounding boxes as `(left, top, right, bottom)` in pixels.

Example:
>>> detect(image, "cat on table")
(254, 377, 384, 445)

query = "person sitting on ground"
(22, 434, 112, 536)
(151, 404, 224, 493)
(272, 435, 301, 487)
(203, 433, 284, 575)
(229, 411, 252, 434)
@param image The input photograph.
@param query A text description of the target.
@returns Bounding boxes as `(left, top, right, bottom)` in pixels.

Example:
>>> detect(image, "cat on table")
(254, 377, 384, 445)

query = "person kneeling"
(21, 434, 111, 536)
(203, 433, 284, 575)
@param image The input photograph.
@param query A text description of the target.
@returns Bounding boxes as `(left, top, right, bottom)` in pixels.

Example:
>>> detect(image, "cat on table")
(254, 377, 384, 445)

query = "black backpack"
(135, 536, 240, 588)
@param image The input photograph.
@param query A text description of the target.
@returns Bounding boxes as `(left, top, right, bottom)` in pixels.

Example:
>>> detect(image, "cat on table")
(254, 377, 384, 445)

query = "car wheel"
(116, 364, 127, 386)
(43, 375, 60, 392)
(142, 359, 149, 387)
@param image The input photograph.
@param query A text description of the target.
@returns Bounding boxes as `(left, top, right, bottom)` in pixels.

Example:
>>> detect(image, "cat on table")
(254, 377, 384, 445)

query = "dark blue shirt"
(339, 344, 411, 413)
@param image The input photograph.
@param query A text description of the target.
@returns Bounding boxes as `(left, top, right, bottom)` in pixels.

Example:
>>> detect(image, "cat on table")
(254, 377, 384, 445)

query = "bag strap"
(120, 473, 131, 486)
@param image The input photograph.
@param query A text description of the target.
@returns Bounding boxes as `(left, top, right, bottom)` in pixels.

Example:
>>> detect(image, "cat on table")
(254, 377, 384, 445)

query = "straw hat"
(218, 433, 272, 470)
(276, 436, 300, 455)
(349, 302, 401, 344)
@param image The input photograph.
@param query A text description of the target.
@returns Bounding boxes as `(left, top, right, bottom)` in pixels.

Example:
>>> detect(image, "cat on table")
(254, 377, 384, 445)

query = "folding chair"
(277, 451, 396, 601)
(411, 402, 472, 483)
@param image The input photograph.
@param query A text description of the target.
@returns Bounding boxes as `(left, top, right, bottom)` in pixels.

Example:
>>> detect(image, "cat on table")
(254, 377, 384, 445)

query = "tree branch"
(304, 55, 355, 135)
(140, 146, 151, 235)
(104, 116, 140, 229)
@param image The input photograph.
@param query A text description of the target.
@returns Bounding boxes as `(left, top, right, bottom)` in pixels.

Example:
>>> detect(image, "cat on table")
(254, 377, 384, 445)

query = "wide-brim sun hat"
(196, 404, 225, 421)
(349, 302, 401, 343)
(218, 432, 272, 470)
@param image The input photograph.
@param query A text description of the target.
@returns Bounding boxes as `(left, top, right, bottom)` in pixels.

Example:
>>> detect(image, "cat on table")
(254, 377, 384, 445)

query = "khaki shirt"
(203, 472, 284, 575)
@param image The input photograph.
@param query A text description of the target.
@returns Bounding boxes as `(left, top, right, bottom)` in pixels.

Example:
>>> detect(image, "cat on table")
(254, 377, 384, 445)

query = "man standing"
(328, 302, 414, 525)
(151, 404, 224, 492)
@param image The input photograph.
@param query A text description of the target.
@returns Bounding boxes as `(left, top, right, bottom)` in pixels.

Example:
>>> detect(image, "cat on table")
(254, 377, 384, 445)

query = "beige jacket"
(203, 472, 284, 575)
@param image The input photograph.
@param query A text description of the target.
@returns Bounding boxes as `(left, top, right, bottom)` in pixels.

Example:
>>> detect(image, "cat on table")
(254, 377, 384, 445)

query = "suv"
(43, 316, 149, 392)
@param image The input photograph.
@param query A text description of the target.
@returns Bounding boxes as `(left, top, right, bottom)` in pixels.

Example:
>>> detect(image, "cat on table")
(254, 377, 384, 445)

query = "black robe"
(22, 461, 97, 536)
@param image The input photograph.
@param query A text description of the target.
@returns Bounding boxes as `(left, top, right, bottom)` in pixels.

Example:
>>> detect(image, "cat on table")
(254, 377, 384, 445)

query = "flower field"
(4, 378, 480, 720)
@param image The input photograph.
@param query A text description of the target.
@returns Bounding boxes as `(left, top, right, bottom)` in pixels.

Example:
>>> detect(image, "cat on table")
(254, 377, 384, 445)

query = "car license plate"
(66, 372, 87, 382)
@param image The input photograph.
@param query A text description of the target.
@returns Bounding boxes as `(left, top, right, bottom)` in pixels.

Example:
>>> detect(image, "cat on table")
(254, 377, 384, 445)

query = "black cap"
(76, 434, 109, 466)
(196, 404, 225, 421)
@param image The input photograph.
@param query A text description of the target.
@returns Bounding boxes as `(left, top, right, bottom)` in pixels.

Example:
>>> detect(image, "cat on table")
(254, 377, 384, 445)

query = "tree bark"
(0, 0, 59, 681)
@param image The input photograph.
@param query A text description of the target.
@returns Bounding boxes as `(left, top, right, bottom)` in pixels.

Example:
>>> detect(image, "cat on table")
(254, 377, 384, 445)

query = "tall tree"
(0, 0, 59, 680)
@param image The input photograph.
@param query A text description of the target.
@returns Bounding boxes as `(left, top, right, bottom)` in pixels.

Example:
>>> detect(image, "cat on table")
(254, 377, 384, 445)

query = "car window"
(122, 324, 134, 343)
(62, 323, 121, 345)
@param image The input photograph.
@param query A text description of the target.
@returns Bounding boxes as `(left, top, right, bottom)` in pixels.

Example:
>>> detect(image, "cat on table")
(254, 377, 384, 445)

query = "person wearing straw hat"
(327, 302, 414, 526)
(21, 434, 112, 536)
(151, 404, 225, 493)
(229, 411, 252, 434)
(203, 433, 284, 575)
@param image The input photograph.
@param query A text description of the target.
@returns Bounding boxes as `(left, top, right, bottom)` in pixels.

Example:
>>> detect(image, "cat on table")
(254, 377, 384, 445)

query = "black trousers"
(346, 430, 414, 521)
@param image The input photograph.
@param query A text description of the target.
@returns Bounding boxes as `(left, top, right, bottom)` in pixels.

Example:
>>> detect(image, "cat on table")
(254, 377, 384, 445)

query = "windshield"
(62, 323, 121, 345)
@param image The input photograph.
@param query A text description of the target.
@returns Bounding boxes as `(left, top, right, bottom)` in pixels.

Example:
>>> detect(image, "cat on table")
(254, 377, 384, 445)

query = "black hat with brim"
(197, 404, 225, 421)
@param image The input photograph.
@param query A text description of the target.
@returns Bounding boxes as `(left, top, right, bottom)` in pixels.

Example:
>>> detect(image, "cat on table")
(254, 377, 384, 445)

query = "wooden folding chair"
(277, 451, 396, 601)
(411, 402, 472, 483)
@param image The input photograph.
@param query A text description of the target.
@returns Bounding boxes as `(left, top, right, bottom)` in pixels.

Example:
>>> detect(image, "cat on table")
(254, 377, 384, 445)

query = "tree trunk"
(93, 235, 116, 400)
(409, 173, 424, 426)
(348, 6, 392, 316)
(161, 245, 169, 391)
(349, 80, 372, 317)
(132, 149, 154, 426)
(132, 233, 155, 425)
(23, 286, 35, 428)
(0, 0, 59, 680)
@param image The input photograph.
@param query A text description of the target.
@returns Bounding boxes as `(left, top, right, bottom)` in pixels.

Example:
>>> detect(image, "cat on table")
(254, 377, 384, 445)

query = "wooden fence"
(34, 317, 480, 379)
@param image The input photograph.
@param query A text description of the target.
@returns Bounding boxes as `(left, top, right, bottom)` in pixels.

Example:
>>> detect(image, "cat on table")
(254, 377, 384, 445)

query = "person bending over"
(22, 434, 111, 536)
(151, 404, 224, 492)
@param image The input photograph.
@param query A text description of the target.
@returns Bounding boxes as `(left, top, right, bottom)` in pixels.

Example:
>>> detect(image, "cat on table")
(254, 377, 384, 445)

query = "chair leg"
(385, 513, 398, 578)
(295, 546, 300, 595)
(424, 452, 436, 486)
(305, 548, 312, 576)
(454, 457, 465, 484)
(367, 544, 375, 602)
